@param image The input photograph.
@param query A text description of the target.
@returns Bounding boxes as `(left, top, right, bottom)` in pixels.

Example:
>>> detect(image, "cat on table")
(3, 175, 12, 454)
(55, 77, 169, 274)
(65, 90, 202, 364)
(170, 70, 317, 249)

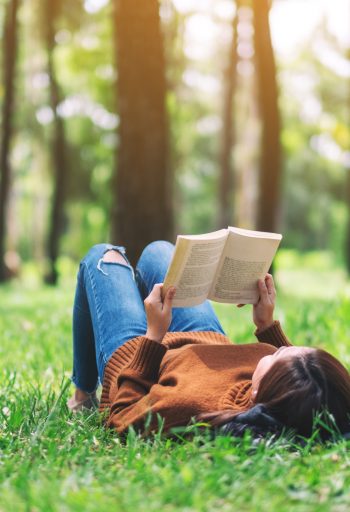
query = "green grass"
(1, 261, 350, 512)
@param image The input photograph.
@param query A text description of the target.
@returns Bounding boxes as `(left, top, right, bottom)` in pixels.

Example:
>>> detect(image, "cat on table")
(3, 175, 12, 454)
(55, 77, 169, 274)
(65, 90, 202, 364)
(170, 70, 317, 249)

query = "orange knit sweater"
(99, 321, 292, 434)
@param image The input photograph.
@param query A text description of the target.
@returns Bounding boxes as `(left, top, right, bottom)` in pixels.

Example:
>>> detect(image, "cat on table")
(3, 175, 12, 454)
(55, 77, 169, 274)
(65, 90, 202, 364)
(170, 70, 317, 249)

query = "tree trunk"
(345, 169, 350, 274)
(0, 0, 20, 282)
(44, 0, 68, 284)
(252, 0, 282, 233)
(218, 6, 239, 229)
(111, 0, 173, 266)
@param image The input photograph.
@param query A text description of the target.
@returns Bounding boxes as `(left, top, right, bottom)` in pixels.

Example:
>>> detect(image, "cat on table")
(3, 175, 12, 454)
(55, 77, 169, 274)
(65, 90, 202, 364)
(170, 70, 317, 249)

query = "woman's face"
(251, 346, 314, 398)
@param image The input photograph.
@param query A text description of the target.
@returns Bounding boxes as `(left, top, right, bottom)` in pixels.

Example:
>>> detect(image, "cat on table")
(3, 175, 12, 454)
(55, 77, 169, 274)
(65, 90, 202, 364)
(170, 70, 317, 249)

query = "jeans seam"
(82, 260, 108, 370)
(135, 267, 148, 300)
(74, 302, 90, 314)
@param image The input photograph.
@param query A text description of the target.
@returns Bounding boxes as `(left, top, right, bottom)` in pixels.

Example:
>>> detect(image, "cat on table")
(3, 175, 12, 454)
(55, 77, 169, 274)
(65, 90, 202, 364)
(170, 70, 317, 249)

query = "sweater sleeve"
(254, 320, 293, 347)
(107, 337, 168, 434)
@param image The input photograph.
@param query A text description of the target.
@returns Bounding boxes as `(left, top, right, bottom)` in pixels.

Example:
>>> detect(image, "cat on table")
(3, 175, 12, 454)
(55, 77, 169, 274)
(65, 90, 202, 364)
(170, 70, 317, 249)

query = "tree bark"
(345, 170, 350, 274)
(111, 0, 173, 266)
(45, 0, 68, 284)
(218, 7, 239, 228)
(0, 0, 20, 282)
(252, 0, 282, 233)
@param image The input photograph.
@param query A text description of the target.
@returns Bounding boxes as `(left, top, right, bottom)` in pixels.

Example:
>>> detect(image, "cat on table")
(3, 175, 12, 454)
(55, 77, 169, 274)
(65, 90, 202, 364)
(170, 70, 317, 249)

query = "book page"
(208, 228, 282, 304)
(163, 229, 228, 307)
(228, 226, 282, 240)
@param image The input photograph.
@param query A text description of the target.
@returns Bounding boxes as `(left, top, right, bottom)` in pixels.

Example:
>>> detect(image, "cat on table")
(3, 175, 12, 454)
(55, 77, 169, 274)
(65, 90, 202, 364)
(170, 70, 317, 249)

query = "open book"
(163, 226, 282, 307)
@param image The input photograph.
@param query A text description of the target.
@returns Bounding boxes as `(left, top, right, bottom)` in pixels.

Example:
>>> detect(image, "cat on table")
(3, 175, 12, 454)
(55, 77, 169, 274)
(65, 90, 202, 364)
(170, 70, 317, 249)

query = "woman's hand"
(237, 273, 276, 332)
(253, 274, 276, 331)
(144, 284, 176, 342)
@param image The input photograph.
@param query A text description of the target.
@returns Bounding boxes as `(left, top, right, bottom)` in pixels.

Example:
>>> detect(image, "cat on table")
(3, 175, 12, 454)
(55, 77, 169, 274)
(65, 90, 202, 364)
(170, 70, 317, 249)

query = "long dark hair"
(201, 349, 350, 439)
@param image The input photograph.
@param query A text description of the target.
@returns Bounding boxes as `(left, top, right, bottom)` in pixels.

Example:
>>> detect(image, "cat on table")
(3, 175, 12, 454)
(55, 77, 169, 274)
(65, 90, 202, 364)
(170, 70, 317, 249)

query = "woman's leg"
(135, 241, 226, 334)
(71, 243, 147, 397)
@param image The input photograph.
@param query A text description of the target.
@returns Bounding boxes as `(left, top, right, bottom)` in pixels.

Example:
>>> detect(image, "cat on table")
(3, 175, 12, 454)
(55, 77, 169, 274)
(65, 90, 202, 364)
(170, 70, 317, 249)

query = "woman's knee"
(82, 244, 129, 266)
(144, 240, 174, 254)
(82, 241, 174, 274)
(81, 244, 106, 264)
(102, 249, 128, 265)
(138, 240, 174, 265)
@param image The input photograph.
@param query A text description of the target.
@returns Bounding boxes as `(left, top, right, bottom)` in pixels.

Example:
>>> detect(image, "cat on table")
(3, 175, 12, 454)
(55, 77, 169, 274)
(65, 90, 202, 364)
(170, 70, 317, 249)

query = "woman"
(68, 241, 350, 439)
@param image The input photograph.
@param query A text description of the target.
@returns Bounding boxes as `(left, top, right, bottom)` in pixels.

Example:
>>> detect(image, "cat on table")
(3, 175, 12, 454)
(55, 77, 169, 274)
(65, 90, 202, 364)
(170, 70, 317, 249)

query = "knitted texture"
(99, 322, 291, 434)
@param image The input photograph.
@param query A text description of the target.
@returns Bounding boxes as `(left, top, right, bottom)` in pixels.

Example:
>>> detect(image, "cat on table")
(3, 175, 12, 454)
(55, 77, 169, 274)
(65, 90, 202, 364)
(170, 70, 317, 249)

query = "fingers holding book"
(252, 274, 276, 332)
(236, 274, 276, 333)
(144, 283, 177, 343)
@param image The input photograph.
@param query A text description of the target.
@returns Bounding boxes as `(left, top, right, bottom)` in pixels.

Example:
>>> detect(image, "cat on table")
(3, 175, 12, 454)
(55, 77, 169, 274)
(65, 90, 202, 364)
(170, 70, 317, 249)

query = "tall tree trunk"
(345, 170, 350, 274)
(218, 6, 239, 228)
(252, 0, 282, 233)
(0, 0, 20, 282)
(44, 0, 68, 284)
(111, 0, 173, 266)
(345, 74, 350, 272)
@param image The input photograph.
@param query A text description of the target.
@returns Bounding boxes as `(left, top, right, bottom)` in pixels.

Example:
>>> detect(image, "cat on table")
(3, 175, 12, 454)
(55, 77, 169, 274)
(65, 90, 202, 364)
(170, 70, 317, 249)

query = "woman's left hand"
(252, 274, 276, 331)
(144, 284, 176, 342)
(237, 273, 276, 332)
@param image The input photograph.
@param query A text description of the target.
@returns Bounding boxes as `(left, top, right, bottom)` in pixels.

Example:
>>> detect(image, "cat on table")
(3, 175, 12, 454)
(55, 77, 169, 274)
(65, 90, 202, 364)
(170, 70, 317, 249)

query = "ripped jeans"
(71, 241, 226, 393)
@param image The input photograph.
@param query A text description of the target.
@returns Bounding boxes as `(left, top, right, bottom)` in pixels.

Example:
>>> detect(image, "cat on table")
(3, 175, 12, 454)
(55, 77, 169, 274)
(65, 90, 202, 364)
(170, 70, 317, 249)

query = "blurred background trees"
(44, 0, 69, 284)
(0, 0, 20, 280)
(111, 0, 173, 266)
(0, 0, 349, 283)
(217, 0, 238, 229)
(253, 0, 281, 234)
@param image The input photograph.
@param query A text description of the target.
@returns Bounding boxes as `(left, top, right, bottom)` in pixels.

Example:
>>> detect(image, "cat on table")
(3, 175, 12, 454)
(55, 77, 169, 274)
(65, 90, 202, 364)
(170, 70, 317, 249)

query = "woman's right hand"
(144, 283, 176, 342)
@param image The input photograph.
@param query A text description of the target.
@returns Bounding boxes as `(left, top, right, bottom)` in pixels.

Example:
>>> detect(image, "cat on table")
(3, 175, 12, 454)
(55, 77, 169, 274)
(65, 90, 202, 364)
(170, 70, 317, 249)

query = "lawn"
(1, 256, 350, 512)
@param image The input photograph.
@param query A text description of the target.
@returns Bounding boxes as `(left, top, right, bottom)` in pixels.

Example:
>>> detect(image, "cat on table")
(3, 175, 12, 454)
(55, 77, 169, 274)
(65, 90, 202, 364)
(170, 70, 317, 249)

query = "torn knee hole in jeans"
(102, 249, 128, 264)
(97, 248, 135, 279)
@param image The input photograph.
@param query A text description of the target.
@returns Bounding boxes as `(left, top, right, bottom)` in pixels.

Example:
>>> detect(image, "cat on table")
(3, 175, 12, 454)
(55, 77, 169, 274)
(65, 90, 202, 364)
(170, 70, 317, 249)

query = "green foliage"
(1, 266, 350, 511)
(1, 0, 350, 271)
(6, 0, 116, 263)
(0, 0, 350, 280)
(279, 24, 349, 258)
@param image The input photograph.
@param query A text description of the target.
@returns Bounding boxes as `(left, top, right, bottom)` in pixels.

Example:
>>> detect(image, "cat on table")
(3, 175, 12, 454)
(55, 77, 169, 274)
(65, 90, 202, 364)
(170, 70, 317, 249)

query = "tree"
(252, 0, 282, 233)
(345, 171, 350, 273)
(44, 0, 69, 284)
(0, 0, 20, 282)
(218, 5, 239, 228)
(111, 0, 173, 265)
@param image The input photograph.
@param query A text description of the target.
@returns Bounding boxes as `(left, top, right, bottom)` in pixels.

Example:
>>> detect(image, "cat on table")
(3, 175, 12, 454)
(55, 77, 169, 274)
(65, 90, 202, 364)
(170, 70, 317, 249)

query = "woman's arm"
(107, 284, 176, 434)
(238, 274, 292, 347)
(254, 320, 292, 347)
(107, 337, 168, 433)
(253, 274, 292, 347)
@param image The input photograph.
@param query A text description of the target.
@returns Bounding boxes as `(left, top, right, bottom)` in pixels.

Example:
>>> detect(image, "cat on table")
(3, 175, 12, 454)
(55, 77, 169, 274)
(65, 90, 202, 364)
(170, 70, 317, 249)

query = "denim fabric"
(71, 241, 226, 393)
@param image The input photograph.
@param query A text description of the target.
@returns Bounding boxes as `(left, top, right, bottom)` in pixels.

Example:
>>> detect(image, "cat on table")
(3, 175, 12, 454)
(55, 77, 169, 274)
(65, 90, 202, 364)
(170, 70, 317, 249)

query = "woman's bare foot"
(67, 388, 99, 413)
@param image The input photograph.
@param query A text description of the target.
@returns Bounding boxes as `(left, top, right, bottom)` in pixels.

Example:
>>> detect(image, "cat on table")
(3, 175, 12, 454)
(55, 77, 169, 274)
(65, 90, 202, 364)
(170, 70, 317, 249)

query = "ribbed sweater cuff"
(126, 337, 168, 379)
(254, 320, 292, 347)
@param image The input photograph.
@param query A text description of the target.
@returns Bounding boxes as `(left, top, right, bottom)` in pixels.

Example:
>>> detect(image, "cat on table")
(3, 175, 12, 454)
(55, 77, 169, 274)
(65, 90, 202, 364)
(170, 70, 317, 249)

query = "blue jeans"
(71, 241, 226, 393)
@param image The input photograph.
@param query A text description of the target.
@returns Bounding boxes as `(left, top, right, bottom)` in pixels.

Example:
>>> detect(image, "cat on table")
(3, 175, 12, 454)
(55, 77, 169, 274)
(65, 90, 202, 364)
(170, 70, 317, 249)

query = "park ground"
(1, 250, 350, 512)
